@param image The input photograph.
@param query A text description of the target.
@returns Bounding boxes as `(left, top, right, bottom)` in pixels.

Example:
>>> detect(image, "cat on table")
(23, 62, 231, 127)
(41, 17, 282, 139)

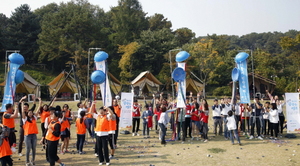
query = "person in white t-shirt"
(226, 110, 241, 145)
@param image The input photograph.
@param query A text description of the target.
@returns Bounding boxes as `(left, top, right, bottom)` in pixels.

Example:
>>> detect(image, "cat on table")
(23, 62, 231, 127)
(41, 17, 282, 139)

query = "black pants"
(41, 123, 46, 145)
(108, 134, 115, 150)
(95, 136, 99, 154)
(250, 117, 261, 136)
(270, 122, 279, 137)
(77, 134, 85, 152)
(184, 117, 192, 137)
(143, 122, 149, 136)
(47, 140, 59, 166)
(176, 121, 186, 141)
(132, 118, 140, 133)
(263, 119, 270, 135)
(235, 115, 241, 130)
(115, 117, 119, 144)
(8, 129, 16, 147)
(279, 116, 285, 134)
(18, 127, 24, 153)
(97, 135, 109, 163)
(241, 119, 250, 133)
(0, 156, 13, 166)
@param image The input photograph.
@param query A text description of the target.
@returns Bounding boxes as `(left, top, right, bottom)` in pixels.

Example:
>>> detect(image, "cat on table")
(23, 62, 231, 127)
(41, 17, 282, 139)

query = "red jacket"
(132, 105, 140, 117)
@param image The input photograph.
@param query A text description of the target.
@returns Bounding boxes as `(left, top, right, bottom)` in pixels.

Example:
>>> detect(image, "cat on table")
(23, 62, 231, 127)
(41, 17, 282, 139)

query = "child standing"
(141, 105, 153, 138)
(227, 110, 241, 145)
(158, 107, 169, 145)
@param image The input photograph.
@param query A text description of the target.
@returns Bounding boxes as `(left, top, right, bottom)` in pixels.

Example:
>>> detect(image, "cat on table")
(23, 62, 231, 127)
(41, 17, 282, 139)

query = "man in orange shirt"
(2, 103, 18, 147)
(0, 123, 13, 166)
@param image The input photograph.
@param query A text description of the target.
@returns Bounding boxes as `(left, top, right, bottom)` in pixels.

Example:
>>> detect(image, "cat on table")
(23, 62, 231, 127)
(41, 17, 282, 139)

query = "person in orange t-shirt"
(112, 98, 121, 146)
(0, 123, 13, 166)
(2, 103, 18, 148)
(76, 111, 89, 154)
(42, 106, 65, 166)
(59, 111, 71, 154)
(90, 102, 111, 165)
(38, 97, 56, 149)
(22, 98, 40, 166)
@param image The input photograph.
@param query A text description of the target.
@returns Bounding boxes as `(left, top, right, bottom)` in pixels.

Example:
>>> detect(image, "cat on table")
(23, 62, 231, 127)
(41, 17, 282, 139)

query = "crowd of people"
(0, 90, 287, 166)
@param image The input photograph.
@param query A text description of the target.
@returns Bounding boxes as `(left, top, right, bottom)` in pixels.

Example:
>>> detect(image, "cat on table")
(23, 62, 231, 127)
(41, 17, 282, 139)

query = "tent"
(131, 71, 162, 96)
(48, 71, 79, 99)
(186, 77, 203, 94)
(0, 72, 41, 98)
(108, 72, 122, 95)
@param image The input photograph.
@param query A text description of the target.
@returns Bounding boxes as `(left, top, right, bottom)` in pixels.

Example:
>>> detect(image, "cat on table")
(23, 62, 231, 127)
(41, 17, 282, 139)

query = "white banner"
(177, 63, 186, 108)
(285, 93, 300, 133)
(120, 92, 133, 128)
(95, 61, 112, 107)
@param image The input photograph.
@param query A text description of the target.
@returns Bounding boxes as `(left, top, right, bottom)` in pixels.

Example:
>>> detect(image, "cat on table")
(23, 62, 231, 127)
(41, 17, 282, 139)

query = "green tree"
(0, 13, 8, 59)
(174, 27, 195, 46)
(109, 0, 148, 45)
(37, 0, 107, 86)
(148, 13, 172, 31)
(118, 42, 140, 83)
(138, 28, 177, 76)
(4, 4, 41, 63)
(278, 33, 300, 90)
(186, 39, 221, 97)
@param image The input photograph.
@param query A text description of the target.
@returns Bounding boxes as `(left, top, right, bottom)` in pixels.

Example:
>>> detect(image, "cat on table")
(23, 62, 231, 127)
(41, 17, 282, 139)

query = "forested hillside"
(0, 0, 299, 96)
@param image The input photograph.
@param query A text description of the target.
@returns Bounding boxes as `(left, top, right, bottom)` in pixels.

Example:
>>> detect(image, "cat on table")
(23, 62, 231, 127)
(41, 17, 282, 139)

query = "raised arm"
(10, 103, 19, 119)
(107, 107, 116, 121)
(21, 102, 26, 119)
(49, 97, 56, 107)
(35, 98, 42, 116)
(266, 90, 274, 101)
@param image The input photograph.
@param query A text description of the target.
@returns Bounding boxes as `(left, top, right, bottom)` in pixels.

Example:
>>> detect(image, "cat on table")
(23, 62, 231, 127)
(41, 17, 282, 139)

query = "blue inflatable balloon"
(8, 53, 25, 65)
(90, 70, 106, 84)
(15, 70, 24, 84)
(231, 68, 239, 82)
(235, 52, 249, 63)
(172, 67, 186, 82)
(94, 51, 108, 62)
(175, 51, 190, 62)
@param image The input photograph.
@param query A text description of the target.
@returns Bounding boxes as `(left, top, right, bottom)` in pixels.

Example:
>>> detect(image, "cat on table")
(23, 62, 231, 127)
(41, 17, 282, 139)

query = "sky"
(1, 0, 300, 37)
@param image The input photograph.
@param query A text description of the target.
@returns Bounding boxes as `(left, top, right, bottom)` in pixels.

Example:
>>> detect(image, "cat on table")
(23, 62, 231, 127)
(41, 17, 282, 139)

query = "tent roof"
(0, 72, 40, 86)
(131, 71, 162, 85)
(108, 72, 121, 85)
(47, 71, 78, 95)
(48, 71, 67, 86)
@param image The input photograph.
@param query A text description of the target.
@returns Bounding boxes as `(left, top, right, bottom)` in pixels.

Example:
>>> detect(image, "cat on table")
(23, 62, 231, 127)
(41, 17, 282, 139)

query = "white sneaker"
(258, 136, 263, 140)
(106, 163, 110, 165)
(136, 133, 140, 136)
(132, 133, 135, 136)
(95, 153, 99, 157)
(204, 139, 208, 142)
(249, 135, 254, 139)
(18, 153, 23, 157)
(99, 163, 103, 165)
(242, 132, 245, 136)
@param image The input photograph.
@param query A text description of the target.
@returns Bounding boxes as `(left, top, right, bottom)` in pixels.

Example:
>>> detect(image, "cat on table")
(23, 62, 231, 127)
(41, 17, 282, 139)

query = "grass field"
(6, 100, 300, 166)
